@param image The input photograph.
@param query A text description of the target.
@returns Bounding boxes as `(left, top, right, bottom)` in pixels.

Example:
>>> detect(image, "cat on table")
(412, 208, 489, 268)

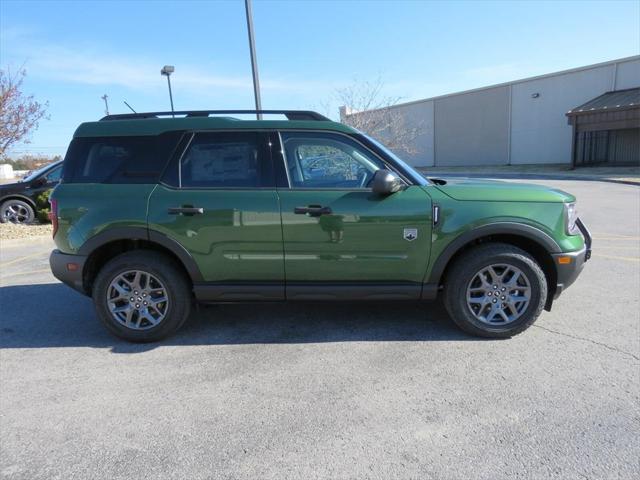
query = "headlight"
(565, 202, 580, 235)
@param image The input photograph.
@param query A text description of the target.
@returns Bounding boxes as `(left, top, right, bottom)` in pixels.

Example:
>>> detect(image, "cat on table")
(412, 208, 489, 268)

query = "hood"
(0, 181, 27, 194)
(431, 177, 575, 203)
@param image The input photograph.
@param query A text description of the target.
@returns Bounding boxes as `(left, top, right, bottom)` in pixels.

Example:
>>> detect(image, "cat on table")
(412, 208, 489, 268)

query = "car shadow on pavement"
(0, 283, 480, 353)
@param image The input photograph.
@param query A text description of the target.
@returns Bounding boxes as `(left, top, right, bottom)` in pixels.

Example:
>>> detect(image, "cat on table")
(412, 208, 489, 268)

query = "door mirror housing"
(371, 169, 404, 195)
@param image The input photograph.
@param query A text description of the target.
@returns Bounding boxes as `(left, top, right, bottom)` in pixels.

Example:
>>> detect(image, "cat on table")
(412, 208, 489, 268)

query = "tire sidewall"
(445, 247, 547, 337)
(93, 253, 190, 342)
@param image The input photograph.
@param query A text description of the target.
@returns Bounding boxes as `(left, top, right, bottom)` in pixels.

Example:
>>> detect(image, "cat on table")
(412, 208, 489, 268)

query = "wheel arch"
(429, 223, 559, 308)
(0, 194, 37, 210)
(79, 228, 203, 295)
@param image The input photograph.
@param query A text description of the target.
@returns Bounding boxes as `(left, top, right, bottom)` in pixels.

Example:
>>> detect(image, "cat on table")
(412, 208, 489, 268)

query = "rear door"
(147, 130, 284, 300)
(274, 130, 433, 300)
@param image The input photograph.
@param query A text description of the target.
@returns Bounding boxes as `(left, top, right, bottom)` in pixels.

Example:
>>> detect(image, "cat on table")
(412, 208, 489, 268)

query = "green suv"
(49, 110, 591, 342)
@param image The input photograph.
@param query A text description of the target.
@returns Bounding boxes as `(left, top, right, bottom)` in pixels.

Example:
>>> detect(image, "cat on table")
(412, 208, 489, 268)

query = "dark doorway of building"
(574, 128, 640, 166)
(567, 88, 640, 167)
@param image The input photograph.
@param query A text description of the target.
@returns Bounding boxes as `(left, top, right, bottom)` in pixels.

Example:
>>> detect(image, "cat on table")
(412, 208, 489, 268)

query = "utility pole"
(101, 94, 109, 115)
(244, 0, 262, 119)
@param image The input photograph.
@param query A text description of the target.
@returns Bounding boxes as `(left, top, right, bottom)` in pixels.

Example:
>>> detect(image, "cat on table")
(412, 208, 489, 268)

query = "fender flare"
(78, 227, 204, 282)
(427, 222, 560, 284)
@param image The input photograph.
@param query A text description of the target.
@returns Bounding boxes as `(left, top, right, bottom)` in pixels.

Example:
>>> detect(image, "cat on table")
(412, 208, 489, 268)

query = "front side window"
(281, 132, 385, 189)
(22, 163, 58, 183)
(174, 131, 272, 188)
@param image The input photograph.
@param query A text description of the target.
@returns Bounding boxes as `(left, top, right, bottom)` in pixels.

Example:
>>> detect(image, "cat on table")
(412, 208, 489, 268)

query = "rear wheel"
(92, 250, 192, 342)
(443, 243, 547, 338)
(0, 199, 35, 224)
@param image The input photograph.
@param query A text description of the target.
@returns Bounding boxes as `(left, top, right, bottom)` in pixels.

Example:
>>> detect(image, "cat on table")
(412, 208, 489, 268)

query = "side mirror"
(371, 169, 404, 195)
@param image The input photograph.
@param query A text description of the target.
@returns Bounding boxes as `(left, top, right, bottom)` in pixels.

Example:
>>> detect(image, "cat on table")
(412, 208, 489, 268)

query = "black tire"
(92, 250, 192, 342)
(0, 199, 35, 224)
(443, 243, 547, 338)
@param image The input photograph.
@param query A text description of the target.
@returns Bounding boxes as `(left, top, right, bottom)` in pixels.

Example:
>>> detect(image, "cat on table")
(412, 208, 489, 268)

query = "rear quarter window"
(62, 132, 183, 184)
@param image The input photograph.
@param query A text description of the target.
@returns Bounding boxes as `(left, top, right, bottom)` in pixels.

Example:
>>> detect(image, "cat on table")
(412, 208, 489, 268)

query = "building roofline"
(344, 55, 640, 116)
(566, 86, 640, 116)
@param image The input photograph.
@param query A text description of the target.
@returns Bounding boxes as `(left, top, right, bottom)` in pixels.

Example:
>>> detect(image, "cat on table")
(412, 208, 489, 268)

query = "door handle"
(294, 205, 332, 217)
(168, 207, 204, 216)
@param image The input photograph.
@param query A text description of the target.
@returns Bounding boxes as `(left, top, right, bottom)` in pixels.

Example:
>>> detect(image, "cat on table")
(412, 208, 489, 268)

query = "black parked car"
(0, 161, 63, 224)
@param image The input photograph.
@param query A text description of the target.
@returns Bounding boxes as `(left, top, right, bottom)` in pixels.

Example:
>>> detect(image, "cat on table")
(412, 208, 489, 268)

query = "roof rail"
(100, 110, 331, 122)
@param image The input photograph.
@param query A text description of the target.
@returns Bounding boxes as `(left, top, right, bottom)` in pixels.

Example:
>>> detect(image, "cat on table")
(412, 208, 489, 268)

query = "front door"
(275, 131, 433, 300)
(147, 131, 284, 300)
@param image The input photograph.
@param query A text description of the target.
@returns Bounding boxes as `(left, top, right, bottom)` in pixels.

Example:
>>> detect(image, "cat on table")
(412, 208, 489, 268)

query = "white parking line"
(0, 250, 49, 268)
(595, 254, 640, 263)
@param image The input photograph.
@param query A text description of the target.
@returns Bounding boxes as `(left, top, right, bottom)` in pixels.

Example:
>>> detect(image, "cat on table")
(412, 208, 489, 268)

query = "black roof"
(567, 87, 639, 115)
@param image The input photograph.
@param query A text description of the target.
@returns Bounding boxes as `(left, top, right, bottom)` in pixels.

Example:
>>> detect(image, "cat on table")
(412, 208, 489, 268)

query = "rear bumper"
(552, 218, 592, 299)
(49, 250, 88, 295)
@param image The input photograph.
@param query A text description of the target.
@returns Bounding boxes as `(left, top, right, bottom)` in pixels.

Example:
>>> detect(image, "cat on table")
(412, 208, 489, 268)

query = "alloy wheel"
(2, 203, 31, 224)
(466, 263, 531, 325)
(107, 270, 169, 330)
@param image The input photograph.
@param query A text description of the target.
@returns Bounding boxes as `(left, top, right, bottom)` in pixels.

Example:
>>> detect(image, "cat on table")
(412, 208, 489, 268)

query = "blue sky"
(1, 0, 639, 157)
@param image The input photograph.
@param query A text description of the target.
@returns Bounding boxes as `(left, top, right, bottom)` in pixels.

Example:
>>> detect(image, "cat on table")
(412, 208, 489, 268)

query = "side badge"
(403, 228, 418, 242)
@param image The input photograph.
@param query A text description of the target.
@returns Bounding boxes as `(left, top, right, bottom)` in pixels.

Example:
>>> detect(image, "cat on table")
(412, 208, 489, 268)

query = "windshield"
(21, 162, 59, 183)
(360, 134, 429, 186)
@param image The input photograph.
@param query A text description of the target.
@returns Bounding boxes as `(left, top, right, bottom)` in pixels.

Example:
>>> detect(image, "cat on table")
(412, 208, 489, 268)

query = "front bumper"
(552, 218, 592, 299)
(49, 250, 88, 295)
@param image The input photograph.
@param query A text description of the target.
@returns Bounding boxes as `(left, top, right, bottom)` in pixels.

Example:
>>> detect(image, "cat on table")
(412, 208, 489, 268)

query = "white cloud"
(1, 31, 328, 94)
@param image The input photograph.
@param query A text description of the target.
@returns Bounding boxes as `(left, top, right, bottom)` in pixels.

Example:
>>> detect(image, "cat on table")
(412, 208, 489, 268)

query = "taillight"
(49, 198, 58, 238)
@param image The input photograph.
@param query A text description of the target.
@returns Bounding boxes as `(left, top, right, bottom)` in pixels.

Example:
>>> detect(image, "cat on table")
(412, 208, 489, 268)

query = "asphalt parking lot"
(0, 179, 638, 480)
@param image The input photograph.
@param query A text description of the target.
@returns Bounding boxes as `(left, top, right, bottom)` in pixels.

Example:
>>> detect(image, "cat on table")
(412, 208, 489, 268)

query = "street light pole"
(160, 65, 175, 116)
(166, 75, 174, 113)
(244, 0, 262, 119)
(101, 94, 109, 116)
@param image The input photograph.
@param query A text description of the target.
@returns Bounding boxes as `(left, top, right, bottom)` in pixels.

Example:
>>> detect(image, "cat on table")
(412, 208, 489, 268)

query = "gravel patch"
(0, 223, 52, 241)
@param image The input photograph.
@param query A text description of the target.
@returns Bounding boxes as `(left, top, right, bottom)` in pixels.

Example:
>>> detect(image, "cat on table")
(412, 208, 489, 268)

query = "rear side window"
(162, 131, 273, 188)
(63, 132, 183, 184)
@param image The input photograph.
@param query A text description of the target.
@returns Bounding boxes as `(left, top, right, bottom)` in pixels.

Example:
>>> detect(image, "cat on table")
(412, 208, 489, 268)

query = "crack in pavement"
(533, 324, 640, 361)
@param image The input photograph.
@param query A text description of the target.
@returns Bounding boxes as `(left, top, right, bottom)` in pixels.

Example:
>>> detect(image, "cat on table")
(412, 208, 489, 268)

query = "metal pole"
(101, 94, 109, 115)
(244, 0, 262, 119)
(166, 75, 175, 116)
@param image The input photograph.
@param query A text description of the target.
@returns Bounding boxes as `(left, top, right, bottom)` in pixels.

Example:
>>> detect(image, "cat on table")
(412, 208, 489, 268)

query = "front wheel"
(92, 250, 192, 342)
(443, 243, 547, 338)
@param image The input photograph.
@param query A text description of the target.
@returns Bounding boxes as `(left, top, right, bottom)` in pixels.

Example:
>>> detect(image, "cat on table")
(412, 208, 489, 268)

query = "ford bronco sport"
(49, 110, 591, 342)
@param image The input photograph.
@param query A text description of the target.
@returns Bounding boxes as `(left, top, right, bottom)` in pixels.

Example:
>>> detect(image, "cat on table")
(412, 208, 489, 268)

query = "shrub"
(35, 189, 52, 223)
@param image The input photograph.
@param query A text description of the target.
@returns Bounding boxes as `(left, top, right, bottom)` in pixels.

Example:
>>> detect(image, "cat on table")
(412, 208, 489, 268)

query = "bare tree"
(337, 77, 422, 155)
(0, 68, 48, 158)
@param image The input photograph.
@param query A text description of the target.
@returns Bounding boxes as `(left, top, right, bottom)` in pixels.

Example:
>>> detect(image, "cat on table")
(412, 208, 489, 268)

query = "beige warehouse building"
(341, 56, 640, 168)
